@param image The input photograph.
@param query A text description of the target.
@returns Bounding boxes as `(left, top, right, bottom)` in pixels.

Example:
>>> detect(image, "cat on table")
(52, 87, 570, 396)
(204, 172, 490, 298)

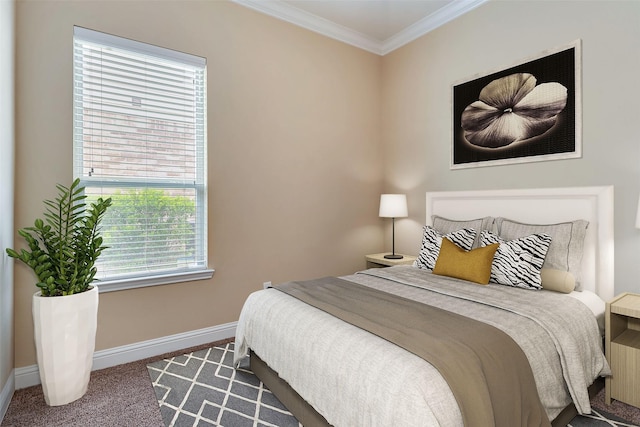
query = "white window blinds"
(73, 27, 210, 289)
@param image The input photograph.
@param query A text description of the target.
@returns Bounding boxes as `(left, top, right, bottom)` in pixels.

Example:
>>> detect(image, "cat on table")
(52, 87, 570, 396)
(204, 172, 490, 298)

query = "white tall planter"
(32, 286, 99, 406)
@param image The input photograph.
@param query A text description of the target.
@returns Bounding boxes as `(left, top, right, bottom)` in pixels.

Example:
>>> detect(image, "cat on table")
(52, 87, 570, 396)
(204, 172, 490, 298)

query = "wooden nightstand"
(365, 253, 416, 268)
(605, 292, 640, 408)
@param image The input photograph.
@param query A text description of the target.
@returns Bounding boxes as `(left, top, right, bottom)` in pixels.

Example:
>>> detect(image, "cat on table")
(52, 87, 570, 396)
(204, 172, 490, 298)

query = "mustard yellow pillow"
(433, 238, 499, 285)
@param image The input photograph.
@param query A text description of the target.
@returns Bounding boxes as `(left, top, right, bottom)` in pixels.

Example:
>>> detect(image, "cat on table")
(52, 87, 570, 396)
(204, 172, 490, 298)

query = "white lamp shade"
(379, 194, 408, 218)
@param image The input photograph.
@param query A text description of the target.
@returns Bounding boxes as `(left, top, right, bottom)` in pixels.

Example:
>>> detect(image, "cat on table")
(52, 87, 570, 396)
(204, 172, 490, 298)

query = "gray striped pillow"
(495, 218, 588, 290)
(431, 215, 494, 249)
(481, 230, 552, 290)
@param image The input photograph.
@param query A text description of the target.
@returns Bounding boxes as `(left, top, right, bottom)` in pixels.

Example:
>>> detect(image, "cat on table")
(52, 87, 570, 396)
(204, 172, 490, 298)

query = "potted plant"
(6, 178, 112, 406)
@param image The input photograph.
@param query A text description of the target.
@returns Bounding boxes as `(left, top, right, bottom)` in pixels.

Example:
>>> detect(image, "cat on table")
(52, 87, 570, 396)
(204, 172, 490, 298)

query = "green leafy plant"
(6, 178, 112, 296)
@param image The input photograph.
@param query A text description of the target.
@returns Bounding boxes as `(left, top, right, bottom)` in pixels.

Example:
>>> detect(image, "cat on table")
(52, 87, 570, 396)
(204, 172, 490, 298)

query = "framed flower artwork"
(451, 40, 581, 169)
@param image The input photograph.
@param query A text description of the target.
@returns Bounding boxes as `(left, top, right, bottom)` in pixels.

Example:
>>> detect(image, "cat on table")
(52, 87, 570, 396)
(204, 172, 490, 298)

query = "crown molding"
(232, 0, 489, 56)
(381, 0, 489, 55)
(232, 0, 382, 54)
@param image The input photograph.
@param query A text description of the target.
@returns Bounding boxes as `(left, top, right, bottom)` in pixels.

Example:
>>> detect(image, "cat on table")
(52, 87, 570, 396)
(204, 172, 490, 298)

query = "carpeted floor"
(1, 338, 233, 427)
(2, 338, 640, 427)
(587, 387, 640, 427)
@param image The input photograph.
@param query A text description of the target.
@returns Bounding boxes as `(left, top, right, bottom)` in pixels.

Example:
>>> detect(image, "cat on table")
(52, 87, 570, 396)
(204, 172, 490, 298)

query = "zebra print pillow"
(414, 226, 476, 271)
(480, 230, 552, 290)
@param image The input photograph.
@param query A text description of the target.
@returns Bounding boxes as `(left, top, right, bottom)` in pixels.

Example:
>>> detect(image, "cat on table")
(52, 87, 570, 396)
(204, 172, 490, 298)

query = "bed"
(234, 186, 614, 427)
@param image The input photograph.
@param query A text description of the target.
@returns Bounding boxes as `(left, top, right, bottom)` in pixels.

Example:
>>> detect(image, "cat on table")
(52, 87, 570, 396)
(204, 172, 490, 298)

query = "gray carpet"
(147, 342, 640, 427)
(1, 339, 234, 427)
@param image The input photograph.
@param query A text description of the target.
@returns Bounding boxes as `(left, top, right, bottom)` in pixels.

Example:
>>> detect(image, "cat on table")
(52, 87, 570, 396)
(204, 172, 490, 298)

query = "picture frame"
(451, 40, 581, 169)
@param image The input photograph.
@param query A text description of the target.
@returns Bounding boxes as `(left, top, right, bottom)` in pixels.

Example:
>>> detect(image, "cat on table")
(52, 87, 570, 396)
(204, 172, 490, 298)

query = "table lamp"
(379, 194, 408, 259)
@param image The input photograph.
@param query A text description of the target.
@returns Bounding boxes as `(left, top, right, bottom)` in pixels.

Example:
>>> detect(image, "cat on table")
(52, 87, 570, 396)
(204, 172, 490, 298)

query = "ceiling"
(232, 0, 488, 55)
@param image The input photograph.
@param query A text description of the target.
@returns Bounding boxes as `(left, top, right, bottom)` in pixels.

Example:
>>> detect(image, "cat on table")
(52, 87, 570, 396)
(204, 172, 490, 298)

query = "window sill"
(96, 269, 215, 293)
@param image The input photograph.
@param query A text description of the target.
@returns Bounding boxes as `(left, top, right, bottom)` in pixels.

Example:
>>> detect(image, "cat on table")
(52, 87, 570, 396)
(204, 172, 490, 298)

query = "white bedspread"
(235, 266, 610, 427)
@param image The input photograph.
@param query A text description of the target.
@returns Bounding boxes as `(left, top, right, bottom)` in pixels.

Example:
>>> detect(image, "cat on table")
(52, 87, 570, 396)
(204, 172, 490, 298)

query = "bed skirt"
(250, 350, 330, 427)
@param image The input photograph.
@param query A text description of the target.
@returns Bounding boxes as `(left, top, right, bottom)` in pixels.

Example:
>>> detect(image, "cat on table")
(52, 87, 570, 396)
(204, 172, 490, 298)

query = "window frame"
(73, 27, 213, 293)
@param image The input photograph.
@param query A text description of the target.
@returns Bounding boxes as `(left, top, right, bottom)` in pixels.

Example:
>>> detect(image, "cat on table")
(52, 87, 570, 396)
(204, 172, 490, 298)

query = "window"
(73, 27, 211, 292)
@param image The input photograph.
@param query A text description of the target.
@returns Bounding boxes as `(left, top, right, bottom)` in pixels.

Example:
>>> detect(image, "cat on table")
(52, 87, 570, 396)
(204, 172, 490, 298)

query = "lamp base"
(384, 254, 403, 260)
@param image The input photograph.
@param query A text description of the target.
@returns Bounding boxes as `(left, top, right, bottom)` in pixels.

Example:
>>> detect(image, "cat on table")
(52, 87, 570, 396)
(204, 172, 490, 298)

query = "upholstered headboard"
(426, 186, 614, 300)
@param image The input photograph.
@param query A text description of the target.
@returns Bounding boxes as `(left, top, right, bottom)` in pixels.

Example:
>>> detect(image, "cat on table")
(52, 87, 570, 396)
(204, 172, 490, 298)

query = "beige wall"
(14, 0, 383, 368)
(1, 0, 15, 407)
(381, 0, 640, 295)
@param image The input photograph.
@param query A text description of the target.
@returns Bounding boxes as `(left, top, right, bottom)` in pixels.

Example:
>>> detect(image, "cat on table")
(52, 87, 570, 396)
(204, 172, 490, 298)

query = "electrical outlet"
(263, 281, 272, 289)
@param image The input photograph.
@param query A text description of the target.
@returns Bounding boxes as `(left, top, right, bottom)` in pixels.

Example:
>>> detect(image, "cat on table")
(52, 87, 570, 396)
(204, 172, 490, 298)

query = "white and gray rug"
(147, 342, 637, 427)
(147, 342, 301, 427)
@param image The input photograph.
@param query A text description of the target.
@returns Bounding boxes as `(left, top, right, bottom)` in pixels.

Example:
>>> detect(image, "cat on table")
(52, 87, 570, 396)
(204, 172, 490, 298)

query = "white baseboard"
(15, 321, 237, 390)
(0, 370, 15, 423)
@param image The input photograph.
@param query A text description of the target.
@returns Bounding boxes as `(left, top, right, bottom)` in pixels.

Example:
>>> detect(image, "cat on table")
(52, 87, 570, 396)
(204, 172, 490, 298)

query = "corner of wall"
(0, 0, 16, 423)
(0, 371, 14, 422)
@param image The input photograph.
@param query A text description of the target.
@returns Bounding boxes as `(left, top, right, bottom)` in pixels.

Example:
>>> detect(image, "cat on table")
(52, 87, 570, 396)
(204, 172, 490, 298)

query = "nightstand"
(365, 253, 416, 268)
(605, 292, 640, 408)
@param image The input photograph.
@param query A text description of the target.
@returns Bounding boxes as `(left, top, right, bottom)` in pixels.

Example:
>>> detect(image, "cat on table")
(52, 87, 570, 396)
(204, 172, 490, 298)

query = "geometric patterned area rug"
(148, 342, 637, 427)
(569, 410, 639, 427)
(147, 342, 302, 427)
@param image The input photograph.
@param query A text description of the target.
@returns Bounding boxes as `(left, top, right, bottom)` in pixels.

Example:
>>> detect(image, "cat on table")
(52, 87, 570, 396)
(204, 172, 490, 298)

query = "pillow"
(495, 218, 588, 290)
(431, 215, 494, 248)
(540, 269, 576, 293)
(481, 230, 552, 290)
(414, 226, 476, 271)
(433, 238, 499, 284)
